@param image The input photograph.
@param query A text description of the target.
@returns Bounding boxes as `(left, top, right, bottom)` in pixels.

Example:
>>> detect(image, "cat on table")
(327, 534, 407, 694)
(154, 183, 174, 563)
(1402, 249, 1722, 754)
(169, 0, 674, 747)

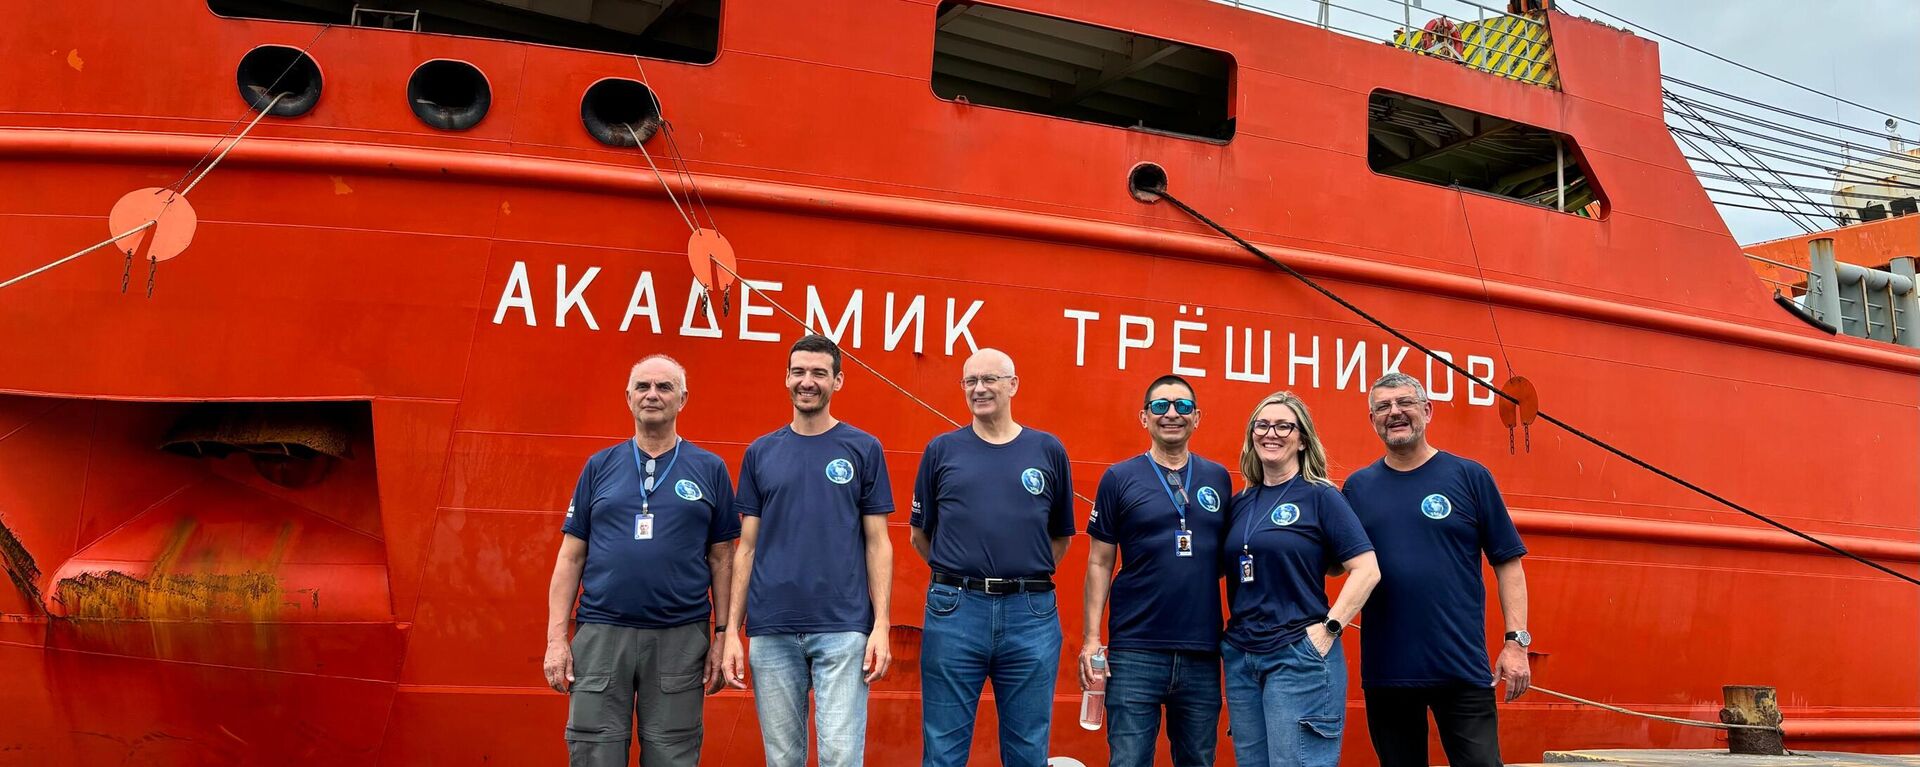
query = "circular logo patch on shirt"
(1020, 468, 1046, 495)
(1196, 486, 1222, 513)
(675, 479, 703, 501)
(1270, 503, 1301, 527)
(825, 458, 855, 485)
(1420, 493, 1452, 520)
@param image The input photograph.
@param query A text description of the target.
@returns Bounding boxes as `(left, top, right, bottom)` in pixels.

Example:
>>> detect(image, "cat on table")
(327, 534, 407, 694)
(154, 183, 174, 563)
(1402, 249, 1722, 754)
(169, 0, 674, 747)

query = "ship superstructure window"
(207, 0, 721, 64)
(1368, 90, 1605, 216)
(931, 2, 1235, 141)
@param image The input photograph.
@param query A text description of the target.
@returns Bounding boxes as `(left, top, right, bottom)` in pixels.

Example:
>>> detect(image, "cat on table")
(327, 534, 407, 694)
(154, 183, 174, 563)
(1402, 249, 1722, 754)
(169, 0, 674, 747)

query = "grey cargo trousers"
(565, 621, 709, 767)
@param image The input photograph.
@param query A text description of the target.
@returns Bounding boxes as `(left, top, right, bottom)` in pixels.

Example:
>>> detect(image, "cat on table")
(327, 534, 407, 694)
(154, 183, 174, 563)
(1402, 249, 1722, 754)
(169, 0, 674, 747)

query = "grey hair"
(1368, 372, 1426, 401)
(631, 354, 689, 392)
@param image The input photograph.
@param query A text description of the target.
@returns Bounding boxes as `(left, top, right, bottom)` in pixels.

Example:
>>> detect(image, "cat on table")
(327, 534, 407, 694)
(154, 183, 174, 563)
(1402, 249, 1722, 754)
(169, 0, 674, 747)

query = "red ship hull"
(1, 1, 1915, 764)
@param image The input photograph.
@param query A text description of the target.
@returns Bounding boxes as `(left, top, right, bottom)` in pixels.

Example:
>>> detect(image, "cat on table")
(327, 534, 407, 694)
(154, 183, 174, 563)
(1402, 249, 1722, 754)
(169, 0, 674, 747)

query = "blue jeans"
(1105, 649, 1222, 767)
(1222, 636, 1347, 767)
(920, 584, 1063, 767)
(748, 631, 870, 767)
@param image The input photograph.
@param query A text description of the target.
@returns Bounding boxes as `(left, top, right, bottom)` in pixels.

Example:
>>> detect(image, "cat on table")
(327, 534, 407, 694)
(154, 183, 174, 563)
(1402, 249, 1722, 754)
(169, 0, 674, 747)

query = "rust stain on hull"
(52, 570, 280, 620)
(52, 517, 297, 621)
(0, 514, 43, 610)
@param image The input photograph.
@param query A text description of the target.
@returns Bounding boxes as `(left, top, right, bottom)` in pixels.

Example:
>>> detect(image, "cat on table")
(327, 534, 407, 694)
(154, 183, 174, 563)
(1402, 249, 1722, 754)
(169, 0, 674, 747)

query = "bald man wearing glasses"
(911, 348, 1076, 767)
(544, 355, 740, 767)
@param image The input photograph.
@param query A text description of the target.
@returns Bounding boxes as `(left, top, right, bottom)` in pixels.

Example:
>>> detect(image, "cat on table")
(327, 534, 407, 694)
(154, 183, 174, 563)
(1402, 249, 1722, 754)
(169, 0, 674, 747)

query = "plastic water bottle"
(1079, 648, 1106, 731)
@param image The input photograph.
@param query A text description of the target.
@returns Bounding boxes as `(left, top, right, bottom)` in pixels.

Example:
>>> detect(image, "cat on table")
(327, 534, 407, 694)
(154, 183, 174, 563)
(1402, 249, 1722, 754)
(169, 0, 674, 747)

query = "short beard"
(1383, 430, 1421, 448)
(791, 390, 829, 414)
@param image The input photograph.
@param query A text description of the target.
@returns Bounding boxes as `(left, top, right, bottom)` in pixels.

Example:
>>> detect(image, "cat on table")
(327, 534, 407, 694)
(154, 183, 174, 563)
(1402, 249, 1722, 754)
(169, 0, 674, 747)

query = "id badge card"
(1175, 531, 1193, 557)
(1238, 554, 1255, 583)
(634, 513, 655, 541)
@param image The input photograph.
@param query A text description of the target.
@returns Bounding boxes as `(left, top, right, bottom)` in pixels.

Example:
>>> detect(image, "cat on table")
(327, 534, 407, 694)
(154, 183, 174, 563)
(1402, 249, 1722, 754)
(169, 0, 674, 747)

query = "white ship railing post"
(1807, 238, 1845, 329)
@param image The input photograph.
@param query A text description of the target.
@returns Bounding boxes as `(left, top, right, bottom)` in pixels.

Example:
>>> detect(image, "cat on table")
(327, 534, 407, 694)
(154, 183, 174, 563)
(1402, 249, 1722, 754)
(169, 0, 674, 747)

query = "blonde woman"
(1221, 391, 1381, 767)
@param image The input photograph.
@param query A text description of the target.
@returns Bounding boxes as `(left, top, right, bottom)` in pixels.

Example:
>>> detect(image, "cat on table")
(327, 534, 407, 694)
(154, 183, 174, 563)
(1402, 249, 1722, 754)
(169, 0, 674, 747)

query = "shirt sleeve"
(1318, 485, 1375, 563)
(561, 457, 594, 540)
(910, 437, 938, 534)
(1047, 436, 1077, 538)
(707, 460, 742, 545)
(1473, 464, 1526, 563)
(860, 437, 895, 515)
(733, 443, 763, 518)
(1086, 466, 1122, 544)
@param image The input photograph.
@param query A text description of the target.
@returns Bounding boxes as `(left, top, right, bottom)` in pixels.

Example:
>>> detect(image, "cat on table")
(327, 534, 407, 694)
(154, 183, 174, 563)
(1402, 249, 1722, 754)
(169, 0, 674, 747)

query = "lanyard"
(631, 437, 682, 512)
(1149, 454, 1193, 532)
(1241, 475, 1299, 554)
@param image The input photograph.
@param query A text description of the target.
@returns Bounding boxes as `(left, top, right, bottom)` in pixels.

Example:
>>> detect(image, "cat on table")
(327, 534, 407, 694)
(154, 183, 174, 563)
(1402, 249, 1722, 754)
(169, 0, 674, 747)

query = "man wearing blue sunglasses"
(1080, 374, 1234, 766)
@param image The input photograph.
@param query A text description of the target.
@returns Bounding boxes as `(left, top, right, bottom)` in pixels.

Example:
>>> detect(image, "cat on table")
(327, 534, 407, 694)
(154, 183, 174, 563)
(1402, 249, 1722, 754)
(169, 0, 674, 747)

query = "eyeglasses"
(643, 458, 659, 492)
(1164, 469, 1189, 510)
(1369, 397, 1427, 415)
(1146, 398, 1196, 416)
(961, 374, 1012, 388)
(1251, 420, 1299, 437)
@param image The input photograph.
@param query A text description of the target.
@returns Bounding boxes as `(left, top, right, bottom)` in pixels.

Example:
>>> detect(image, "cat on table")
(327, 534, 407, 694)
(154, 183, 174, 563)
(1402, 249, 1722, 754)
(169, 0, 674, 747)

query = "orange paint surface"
(0, 1, 1915, 765)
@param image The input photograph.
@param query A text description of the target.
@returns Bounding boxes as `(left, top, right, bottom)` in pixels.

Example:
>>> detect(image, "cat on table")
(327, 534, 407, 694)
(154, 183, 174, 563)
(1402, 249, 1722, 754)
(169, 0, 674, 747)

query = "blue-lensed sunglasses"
(1146, 398, 1196, 416)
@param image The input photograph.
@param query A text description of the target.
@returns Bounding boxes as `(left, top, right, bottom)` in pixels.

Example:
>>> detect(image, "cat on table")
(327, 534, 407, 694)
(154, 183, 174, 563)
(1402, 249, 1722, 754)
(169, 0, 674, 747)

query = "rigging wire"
(1670, 125, 1920, 179)
(1562, 0, 1916, 125)
(1, 92, 288, 292)
(1690, 140, 1920, 185)
(1691, 172, 1911, 202)
(1700, 187, 1876, 211)
(1665, 94, 1916, 158)
(1140, 183, 1920, 588)
(1663, 76, 1914, 142)
(1679, 157, 1920, 191)
(1667, 95, 1839, 226)
(1666, 105, 1823, 231)
(0, 222, 156, 292)
(1665, 109, 1920, 175)
(168, 24, 333, 193)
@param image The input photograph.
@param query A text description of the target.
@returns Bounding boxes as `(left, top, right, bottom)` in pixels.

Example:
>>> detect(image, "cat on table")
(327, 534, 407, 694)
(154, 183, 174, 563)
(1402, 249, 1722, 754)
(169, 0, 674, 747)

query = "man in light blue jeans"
(721, 335, 895, 767)
(911, 349, 1076, 767)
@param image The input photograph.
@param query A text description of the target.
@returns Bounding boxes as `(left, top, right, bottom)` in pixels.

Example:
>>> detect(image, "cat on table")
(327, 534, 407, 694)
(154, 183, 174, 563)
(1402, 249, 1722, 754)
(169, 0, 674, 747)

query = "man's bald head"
(963, 348, 1016, 378)
(961, 348, 1019, 424)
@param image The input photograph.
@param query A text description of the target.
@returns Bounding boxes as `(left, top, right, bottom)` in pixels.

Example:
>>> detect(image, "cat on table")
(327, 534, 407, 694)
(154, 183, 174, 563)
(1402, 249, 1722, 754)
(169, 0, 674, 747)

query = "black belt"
(932, 572, 1054, 595)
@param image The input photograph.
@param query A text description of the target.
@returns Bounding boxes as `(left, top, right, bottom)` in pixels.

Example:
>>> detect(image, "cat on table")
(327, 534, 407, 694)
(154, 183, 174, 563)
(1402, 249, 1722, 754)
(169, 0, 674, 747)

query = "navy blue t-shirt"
(735, 423, 894, 637)
(910, 426, 1075, 579)
(563, 439, 742, 629)
(1342, 451, 1526, 688)
(1087, 453, 1233, 653)
(1222, 479, 1373, 654)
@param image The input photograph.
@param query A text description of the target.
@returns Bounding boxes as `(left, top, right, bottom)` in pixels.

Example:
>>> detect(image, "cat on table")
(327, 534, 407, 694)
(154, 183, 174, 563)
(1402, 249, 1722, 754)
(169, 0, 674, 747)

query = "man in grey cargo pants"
(543, 355, 740, 766)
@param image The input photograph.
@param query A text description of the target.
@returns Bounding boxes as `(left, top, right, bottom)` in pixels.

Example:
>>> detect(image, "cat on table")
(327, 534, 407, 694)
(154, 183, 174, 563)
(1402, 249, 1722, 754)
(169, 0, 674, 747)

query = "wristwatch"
(1323, 618, 1344, 637)
(714, 624, 728, 635)
(1504, 629, 1531, 648)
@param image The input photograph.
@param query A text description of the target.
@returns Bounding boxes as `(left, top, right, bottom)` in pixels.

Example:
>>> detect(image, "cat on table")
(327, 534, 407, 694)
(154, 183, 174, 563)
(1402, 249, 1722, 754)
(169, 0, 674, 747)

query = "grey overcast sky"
(1563, 0, 1919, 245)
(1245, 0, 1919, 245)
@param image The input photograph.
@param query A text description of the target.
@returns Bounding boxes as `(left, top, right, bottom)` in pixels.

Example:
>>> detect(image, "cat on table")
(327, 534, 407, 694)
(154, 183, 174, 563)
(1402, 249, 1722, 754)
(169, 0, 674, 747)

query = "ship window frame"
(928, 1, 1237, 144)
(1366, 89, 1609, 220)
(204, 0, 725, 66)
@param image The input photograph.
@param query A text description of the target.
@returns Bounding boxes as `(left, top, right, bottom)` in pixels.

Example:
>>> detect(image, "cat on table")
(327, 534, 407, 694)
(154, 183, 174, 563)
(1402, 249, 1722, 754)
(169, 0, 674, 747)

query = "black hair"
(789, 334, 842, 375)
(1142, 374, 1195, 405)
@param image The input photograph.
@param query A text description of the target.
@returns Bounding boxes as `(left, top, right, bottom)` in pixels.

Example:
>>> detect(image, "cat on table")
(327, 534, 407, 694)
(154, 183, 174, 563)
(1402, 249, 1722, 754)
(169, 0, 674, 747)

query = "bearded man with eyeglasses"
(1342, 372, 1531, 767)
(910, 347, 1076, 767)
(543, 354, 740, 767)
(1078, 374, 1233, 767)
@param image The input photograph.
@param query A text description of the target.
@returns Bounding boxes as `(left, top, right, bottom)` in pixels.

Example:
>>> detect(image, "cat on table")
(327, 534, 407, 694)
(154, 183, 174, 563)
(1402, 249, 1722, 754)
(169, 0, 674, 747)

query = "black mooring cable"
(1142, 183, 1920, 587)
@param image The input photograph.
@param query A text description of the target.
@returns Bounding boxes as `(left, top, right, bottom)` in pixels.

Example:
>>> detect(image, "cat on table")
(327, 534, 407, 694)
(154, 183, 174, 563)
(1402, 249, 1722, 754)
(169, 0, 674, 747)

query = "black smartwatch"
(714, 624, 728, 635)
(1323, 618, 1344, 637)
(1504, 629, 1531, 648)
